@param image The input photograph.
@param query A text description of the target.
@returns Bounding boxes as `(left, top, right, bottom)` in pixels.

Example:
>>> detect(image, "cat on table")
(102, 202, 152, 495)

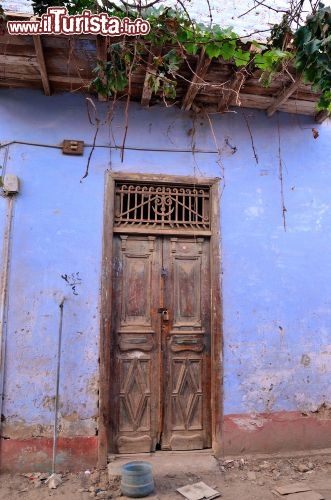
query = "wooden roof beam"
(217, 69, 246, 112)
(32, 35, 51, 96)
(182, 49, 211, 111)
(266, 76, 302, 117)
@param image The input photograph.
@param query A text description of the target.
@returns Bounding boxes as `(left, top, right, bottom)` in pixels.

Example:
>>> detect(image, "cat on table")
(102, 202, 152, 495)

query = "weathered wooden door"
(111, 234, 211, 453)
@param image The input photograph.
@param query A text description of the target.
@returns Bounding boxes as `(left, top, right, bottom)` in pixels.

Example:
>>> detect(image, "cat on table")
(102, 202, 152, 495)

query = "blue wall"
(0, 89, 330, 439)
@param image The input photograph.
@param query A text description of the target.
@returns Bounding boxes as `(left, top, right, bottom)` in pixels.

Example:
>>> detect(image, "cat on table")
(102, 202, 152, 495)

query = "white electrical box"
(3, 174, 20, 195)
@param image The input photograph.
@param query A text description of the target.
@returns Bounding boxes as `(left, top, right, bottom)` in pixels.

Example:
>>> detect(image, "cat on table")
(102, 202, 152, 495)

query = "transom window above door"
(114, 181, 210, 233)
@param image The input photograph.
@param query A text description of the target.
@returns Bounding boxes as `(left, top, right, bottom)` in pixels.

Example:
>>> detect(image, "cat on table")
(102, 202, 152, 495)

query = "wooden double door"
(110, 234, 211, 453)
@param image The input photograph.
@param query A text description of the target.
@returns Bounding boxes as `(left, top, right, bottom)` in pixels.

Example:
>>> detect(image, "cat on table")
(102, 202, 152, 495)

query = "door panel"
(162, 237, 211, 450)
(111, 234, 210, 453)
(112, 235, 161, 453)
(173, 256, 201, 325)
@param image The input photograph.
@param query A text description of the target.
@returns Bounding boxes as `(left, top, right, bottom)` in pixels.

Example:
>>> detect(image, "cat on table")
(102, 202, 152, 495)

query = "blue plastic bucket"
(120, 461, 154, 498)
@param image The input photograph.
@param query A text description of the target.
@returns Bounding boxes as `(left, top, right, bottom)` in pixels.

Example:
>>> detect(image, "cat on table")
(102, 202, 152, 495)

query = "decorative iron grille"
(114, 182, 210, 230)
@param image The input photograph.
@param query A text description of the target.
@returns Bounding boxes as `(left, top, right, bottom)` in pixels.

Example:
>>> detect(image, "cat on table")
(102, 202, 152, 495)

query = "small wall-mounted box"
(62, 140, 84, 155)
(3, 174, 20, 195)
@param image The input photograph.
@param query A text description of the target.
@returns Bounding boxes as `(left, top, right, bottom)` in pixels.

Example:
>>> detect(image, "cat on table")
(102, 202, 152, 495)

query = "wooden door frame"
(98, 171, 222, 465)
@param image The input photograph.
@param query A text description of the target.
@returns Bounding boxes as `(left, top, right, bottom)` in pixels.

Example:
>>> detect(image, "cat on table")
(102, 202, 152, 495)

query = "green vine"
(1, 0, 330, 112)
(92, 42, 134, 96)
(87, 4, 294, 103)
(294, 3, 331, 112)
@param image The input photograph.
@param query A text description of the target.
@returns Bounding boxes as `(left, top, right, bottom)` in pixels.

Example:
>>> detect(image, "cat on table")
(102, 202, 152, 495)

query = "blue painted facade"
(0, 89, 330, 455)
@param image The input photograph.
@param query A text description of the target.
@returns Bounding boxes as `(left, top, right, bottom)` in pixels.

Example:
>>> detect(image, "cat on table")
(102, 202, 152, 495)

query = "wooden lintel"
(141, 48, 160, 107)
(217, 69, 246, 112)
(32, 35, 51, 96)
(315, 109, 330, 124)
(266, 77, 302, 117)
(182, 49, 211, 111)
(96, 35, 109, 102)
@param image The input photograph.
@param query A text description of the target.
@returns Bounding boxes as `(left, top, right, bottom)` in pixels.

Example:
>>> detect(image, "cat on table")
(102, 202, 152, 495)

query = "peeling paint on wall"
(1, 416, 98, 439)
(231, 415, 268, 432)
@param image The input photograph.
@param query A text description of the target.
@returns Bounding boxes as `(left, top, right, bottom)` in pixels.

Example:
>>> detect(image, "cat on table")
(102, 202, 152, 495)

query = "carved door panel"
(161, 237, 211, 450)
(111, 234, 210, 453)
(111, 235, 161, 454)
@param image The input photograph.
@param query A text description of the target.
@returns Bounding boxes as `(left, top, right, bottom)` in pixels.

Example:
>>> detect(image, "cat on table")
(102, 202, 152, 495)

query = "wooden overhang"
(0, 12, 329, 122)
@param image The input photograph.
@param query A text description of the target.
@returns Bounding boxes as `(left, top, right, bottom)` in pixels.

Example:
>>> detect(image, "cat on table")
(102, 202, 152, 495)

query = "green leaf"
(304, 39, 322, 55)
(185, 42, 199, 55)
(163, 49, 183, 74)
(218, 41, 236, 61)
(254, 48, 291, 72)
(317, 90, 331, 111)
(295, 26, 312, 46)
(163, 81, 177, 99)
(149, 75, 160, 93)
(176, 29, 188, 43)
(205, 42, 222, 59)
(271, 49, 291, 58)
(233, 49, 250, 67)
(321, 33, 331, 46)
(254, 53, 271, 71)
(303, 66, 319, 83)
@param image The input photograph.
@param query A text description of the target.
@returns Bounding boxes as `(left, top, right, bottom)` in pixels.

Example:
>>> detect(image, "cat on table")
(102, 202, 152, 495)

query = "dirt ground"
(0, 452, 331, 500)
